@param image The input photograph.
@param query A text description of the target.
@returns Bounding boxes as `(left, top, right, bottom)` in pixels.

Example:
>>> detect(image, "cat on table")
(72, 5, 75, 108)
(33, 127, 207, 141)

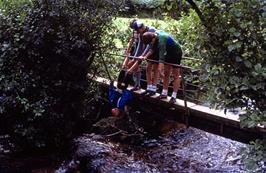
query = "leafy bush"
(241, 139, 266, 172)
(131, 0, 164, 8)
(198, 0, 266, 126)
(0, 0, 32, 12)
(0, 0, 119, 150)
(195, 0, 265, 171)
(122, 0, 190, 19)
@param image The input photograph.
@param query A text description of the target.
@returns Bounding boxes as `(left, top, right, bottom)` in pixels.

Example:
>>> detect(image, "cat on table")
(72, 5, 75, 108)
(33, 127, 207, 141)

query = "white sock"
(171, 92, 177, 98)
(151, 85, 157, 92)
(162, 89, 168, 96)
(147, 85, 152, 91)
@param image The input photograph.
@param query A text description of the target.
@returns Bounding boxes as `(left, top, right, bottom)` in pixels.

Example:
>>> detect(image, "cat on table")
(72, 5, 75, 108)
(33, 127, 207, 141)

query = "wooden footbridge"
(94, 76, 265, 144)
(94, 53, 266, 143)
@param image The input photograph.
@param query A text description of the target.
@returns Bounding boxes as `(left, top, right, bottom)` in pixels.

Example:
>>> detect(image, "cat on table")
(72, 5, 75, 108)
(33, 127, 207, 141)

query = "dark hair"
(143, 32, 154, 45)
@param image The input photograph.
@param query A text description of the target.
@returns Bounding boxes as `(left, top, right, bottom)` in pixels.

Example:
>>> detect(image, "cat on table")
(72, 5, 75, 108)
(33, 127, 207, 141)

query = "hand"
(122, 56, 129, 69)
(138, 56, 146, 61)
(122, 64, 126, 69)
(127, 69, 133, 74)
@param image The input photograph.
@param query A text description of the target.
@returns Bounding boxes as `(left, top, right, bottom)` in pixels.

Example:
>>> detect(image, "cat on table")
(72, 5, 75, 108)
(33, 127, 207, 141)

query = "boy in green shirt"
(142, 31, 183, 104)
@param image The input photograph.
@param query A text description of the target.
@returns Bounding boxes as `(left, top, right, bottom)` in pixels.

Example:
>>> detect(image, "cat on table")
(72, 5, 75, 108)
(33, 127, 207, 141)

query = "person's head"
(129, 19, 146, 33)
(111, 108, 121, 117)
(143, 32, 157, 45)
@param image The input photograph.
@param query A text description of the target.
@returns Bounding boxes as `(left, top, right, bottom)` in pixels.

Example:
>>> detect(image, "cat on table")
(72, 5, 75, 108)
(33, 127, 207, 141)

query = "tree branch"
(185, 0, 207, 28)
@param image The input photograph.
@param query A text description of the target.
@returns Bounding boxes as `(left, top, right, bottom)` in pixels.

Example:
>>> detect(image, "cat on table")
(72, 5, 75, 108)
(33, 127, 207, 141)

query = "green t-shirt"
(154, 31, 181, 62)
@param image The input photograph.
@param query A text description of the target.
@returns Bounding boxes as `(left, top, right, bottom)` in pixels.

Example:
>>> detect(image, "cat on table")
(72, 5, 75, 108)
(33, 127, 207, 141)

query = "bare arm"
(122, 36, 134, 69)
(127, 50, 153, 73)
(142, 50, 152, 60)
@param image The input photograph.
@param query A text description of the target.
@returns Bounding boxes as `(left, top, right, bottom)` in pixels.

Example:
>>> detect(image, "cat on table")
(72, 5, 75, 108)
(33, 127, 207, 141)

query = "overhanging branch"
(185, 0, 207, 28)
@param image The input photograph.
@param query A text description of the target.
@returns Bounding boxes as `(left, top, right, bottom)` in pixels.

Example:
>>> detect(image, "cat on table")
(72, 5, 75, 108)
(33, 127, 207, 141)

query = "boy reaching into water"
(122, 19, 157, 93)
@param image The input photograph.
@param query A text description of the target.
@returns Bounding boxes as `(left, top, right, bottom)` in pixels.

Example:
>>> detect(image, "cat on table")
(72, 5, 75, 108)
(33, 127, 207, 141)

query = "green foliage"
(0, 0, 32, 11)
(241, 139, 266, 172)
(112, 11, 203, 63)
(122, 0, 190, 19)
(199, 0, 266, 120)
(110, 13, 203, 99)
(131, 0, 164, 8)
(0, 0, 32, 22)
(163, 11, 203, 68)
(112, 18, 133, 48)
(161, 0, 190, 19)
(0, 0, 119, 150)
(195, 0, 266, 171)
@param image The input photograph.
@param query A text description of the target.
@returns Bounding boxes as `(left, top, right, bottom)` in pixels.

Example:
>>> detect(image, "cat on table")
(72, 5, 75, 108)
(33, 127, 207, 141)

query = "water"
(0, 117, 246, 173)
(56, 127, 245, 173)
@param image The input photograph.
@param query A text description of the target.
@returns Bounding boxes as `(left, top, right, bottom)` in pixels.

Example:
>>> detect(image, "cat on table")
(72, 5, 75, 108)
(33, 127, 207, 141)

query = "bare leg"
(163, 64, 171, 90)
(151, 63, 159, 86)
(146, 61, 152, 86)
(172, 67, 181, 93)
(134, 70, 141, 88)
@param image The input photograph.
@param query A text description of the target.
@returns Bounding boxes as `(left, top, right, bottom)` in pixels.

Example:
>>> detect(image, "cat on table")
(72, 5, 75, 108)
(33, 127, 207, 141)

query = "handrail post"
(181, 67, 190, 127)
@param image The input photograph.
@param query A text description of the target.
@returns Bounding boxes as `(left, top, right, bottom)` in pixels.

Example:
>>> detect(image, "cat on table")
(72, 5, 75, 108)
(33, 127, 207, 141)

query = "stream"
(56, 126, 245, 173)
(0, 115, 246, 173)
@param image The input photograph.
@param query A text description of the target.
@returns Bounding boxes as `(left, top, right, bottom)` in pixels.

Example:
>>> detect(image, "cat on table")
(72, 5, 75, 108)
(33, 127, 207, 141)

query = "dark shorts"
(165, 47, 182, 67)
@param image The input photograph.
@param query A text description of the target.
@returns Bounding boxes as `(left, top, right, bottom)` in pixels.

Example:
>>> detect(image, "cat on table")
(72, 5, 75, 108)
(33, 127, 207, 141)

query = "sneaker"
(140, 90, 149, 96)
(130, 86, 141, 91)
(156, 94, 167, 100)
(169, 97, 176, 104)
(145, 91, 156, 97)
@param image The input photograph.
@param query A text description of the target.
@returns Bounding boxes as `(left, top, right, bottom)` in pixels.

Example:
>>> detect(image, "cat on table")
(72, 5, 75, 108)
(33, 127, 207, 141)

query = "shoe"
(140, 90, 149, 96)
(130, 86, 141, 91)
(169, 97, 176, 104)
(145, 91, 156, 97)
(156, 94, 167, 100)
